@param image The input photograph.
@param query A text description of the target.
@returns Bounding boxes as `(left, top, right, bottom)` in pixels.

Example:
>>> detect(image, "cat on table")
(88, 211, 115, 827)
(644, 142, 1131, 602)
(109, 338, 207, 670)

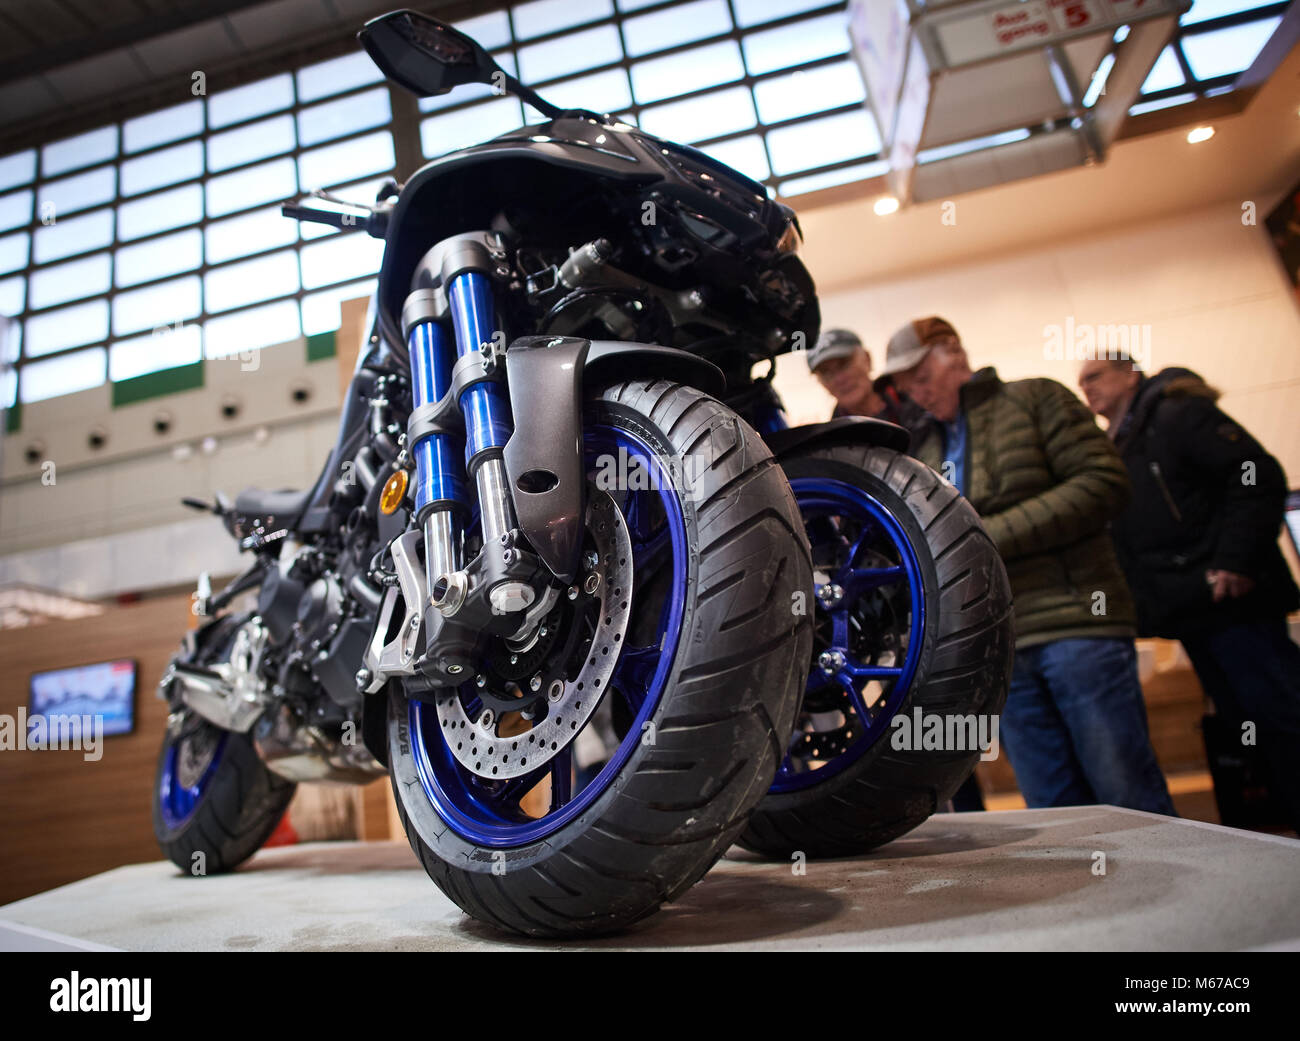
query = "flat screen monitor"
(28, 659, 136, 739)
(1286, 491, 1300, 558)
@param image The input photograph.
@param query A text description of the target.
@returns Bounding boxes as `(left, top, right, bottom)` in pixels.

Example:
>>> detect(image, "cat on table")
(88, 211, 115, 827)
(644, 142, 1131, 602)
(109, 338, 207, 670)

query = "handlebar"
(281, 188, 393, 239)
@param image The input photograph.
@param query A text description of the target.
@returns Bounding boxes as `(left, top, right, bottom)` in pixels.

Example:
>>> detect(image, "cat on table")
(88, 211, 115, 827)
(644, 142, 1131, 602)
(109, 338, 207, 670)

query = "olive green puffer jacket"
(914, 368, 1136, 648)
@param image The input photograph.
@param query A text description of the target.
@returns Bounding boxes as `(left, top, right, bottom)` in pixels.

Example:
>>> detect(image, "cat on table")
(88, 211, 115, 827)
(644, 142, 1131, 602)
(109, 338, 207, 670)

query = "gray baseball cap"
(806, 328, 864, 372)
(878, 316, 959, 377)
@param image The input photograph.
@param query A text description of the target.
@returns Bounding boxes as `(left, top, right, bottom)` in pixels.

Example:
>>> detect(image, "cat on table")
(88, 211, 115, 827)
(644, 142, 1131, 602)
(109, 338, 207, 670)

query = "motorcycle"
(153, 8, 1013, 937)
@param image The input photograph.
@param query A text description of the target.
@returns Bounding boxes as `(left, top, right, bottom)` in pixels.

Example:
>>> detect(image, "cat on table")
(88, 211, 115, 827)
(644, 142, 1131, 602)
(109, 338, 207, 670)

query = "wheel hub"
(433, 488, 635, 779)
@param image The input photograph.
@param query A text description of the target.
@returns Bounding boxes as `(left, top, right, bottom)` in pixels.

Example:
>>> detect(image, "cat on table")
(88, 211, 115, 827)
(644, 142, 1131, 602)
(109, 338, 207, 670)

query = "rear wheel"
(740, 443, 1013, 858)
(388, 379, 814, 937)
(153, 617, 296, 875)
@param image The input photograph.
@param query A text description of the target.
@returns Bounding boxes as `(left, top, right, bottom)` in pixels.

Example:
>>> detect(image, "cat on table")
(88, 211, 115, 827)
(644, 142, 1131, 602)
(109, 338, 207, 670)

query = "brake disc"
(433, 488, 634, 779)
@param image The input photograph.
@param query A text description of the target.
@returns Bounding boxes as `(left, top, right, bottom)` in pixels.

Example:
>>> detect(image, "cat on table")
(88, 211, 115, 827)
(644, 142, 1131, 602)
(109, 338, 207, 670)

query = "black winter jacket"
(1110, 367, 1299, 638)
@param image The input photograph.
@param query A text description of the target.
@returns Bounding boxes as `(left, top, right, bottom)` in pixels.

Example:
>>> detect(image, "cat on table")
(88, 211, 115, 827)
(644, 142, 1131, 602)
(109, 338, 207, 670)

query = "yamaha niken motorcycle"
(154, 9, 1013, 937)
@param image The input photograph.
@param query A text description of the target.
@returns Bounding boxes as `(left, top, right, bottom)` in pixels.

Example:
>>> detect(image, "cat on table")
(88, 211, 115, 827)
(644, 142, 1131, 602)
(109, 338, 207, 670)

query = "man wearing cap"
(882, 318, 1174, 814)
(806, 328, 927, 444)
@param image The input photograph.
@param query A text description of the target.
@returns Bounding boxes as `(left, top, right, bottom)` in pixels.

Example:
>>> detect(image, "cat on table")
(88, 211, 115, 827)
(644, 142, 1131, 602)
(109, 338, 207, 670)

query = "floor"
(2, 806, 1297, 951)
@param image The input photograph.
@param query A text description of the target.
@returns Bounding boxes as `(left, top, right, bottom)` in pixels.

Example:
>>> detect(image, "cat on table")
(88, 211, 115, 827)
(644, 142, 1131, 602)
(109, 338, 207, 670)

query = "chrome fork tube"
(475, 457, 513, 548)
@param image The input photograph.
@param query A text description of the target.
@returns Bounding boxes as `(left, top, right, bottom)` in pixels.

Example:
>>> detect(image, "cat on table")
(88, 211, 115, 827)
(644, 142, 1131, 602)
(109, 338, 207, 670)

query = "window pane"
(1141, 46, 1186, 93)
(110, 323, 202, 382)
(28, 253, 112, 309)
(519, 25, 623, 83)
(207, 205, 298, 263)
(1129, 92, 1197, 116)
(25, 299, 108, 356)
(39, 166, 117, 219)
(208, 73, 295, 129)
(302, 278, 377, 335)
(0, 150, 36, 192)
(743, 12, 849, 74)
(421, 98, 525, 158)
(204, 298, 300, 358)
(0, 275, 25, 315)
(42, 126, 117, 178)
(118, 183, 204, 240)
(1184, 0, 1275, 24)
(753, 61, 865, 123)
(0, 231, 29, 276)
(297, 51, 384, 103)
(33, 208, 114, 263)
(733, 0, 835, 28)
(120, 140, 205, 196)
(298, 88, 391, 147)
(700, 135, 771, 181)
(455, 10, 512, 49)
(207, 114, 295, 173)
(20, 347, 106, 403)
(115, 229, 203, 288)
(205, 249, 299, 313)
(1182, 19, 1280, 80)
(206, 157, 298, 218)
(0, 189, 32, 233)
(512, 0, 613, 40)
(765, 108, 879, 175)
(2, 322, 18, 365)
(112, 275, 201, 336)
(298, 131, 394, 190)
(632, 41, 746, 104)
(639, 86, 758, 143)
(124, 101, 204, 153)
(300, 233, 384, 289)
(624, 0, 733, 57)
(538, 69, 633, 113)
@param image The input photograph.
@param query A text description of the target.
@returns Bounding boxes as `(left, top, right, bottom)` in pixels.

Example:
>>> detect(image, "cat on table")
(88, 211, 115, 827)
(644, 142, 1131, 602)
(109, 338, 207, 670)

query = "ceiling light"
(1186, 125, 1215, 144)
(874, 196, 900, 216)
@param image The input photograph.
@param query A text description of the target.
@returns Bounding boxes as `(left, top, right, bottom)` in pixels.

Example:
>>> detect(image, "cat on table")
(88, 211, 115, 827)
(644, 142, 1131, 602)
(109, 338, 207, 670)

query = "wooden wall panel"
(0, 595, 191, 906)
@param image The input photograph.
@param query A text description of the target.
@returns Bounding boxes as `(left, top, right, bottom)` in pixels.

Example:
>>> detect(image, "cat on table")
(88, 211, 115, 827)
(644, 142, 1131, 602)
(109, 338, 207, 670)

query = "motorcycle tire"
(153, 617, 296, 876)
(388, 378, 814, 937)
(740, 443, 1014, 858)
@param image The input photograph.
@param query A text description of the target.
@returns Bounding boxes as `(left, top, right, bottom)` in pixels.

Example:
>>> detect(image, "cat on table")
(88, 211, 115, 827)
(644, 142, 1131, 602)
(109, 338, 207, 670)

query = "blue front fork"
(406, 272, 516, 602)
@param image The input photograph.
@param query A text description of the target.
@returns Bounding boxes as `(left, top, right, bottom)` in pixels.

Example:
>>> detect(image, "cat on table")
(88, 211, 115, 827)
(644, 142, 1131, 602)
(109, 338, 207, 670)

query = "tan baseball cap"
(878, 317, 959, 377)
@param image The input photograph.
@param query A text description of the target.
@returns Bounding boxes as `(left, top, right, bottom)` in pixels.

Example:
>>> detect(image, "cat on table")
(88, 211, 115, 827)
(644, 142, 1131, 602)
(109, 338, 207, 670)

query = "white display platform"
(2, 807, 1297, 951)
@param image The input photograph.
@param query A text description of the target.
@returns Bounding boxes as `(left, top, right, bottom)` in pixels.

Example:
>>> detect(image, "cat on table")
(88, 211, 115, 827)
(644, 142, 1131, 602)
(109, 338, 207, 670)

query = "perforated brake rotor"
(433, 488, 635, 779)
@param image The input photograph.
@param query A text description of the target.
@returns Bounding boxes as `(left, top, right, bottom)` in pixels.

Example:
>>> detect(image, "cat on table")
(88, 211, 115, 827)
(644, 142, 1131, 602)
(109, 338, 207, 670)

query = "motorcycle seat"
(234, 487, 312, 526)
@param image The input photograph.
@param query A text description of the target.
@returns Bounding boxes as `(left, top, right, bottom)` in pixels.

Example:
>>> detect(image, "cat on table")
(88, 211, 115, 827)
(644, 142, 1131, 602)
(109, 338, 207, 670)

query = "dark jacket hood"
(1115, 367, 1219, 451)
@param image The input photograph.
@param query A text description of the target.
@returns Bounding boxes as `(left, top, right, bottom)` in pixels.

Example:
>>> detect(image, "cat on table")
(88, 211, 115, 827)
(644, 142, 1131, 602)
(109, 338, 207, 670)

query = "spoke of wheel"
(838, 565, 907, 599)
(843, 522, 874, 567)
(549, 747, 573, 811)
(613, 644, 661, 709)
(835, 670, 876, 723)
(842, 658, 903, 681)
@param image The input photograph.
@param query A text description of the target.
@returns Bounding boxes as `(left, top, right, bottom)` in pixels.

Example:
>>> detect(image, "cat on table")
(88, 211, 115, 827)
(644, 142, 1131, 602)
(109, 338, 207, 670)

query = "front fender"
(503, 337, 725, 582)
(764, 415, 910, 460)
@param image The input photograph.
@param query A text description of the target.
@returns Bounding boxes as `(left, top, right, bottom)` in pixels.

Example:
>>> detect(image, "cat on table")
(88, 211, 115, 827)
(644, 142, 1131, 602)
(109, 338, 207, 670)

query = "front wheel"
(740, 444, 1014, 858)
(387, 379, 814, 937)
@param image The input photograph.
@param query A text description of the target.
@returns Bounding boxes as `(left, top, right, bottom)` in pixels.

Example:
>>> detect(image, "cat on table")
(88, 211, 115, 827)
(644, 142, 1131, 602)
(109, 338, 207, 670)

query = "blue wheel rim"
(409, 422, 688, 847)
(159, 730, 228, 828)
(770, 477, 925, 794)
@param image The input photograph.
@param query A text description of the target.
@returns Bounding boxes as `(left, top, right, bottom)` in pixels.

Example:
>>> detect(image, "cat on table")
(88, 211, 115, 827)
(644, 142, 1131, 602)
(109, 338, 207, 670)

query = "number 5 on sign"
(1048, 0, 1097, 30)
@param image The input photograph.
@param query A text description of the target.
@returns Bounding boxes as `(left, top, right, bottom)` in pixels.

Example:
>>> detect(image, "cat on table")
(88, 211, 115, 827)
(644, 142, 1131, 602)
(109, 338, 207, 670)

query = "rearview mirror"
(359, 10, 503, 98)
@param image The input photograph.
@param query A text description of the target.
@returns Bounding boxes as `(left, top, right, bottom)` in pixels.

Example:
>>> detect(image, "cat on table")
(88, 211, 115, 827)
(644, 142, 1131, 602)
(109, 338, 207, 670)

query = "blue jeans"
(1001, 637, 1175, 814)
